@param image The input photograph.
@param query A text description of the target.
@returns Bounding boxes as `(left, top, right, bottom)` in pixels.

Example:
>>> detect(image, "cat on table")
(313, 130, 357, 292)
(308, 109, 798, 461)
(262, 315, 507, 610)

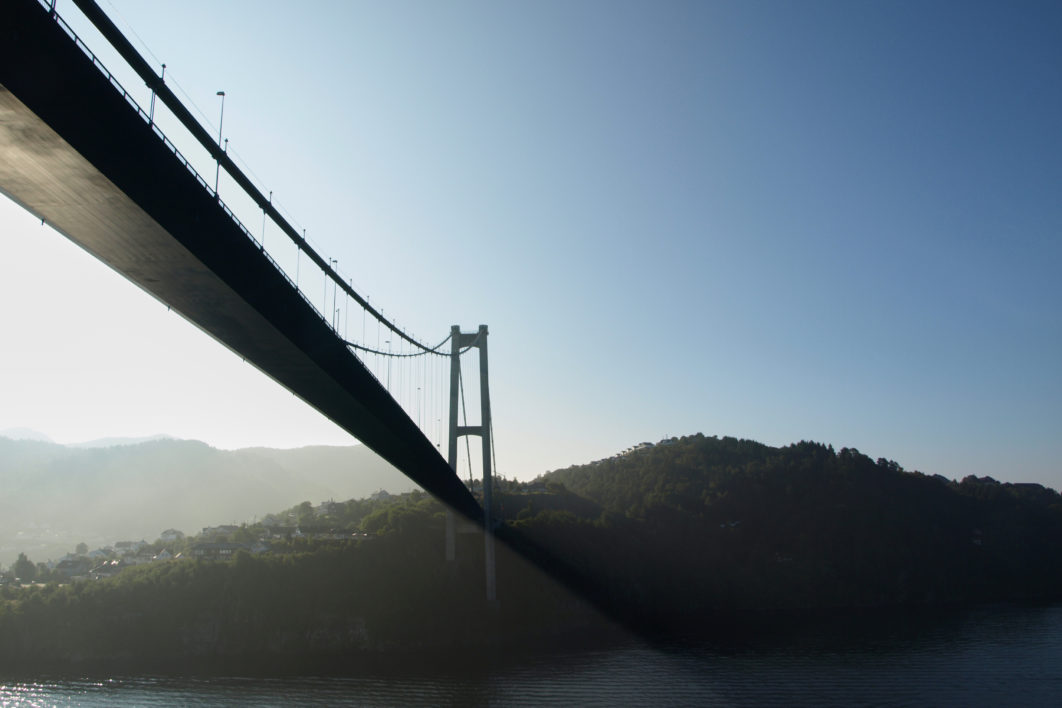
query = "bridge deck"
(0, 0, 481, 521)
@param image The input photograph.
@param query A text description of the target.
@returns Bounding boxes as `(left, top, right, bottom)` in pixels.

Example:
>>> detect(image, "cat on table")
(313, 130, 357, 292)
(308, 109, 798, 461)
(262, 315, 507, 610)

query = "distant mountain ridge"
(0, 436, 415, 565)
(1, 429, 175, 448)
(0, 427, 55, 444)
(67, 434, 175, 449)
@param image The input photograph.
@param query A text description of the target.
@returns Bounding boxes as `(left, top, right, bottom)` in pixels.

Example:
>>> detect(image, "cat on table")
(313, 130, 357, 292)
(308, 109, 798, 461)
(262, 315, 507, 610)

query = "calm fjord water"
(3, 603, 1061, 707)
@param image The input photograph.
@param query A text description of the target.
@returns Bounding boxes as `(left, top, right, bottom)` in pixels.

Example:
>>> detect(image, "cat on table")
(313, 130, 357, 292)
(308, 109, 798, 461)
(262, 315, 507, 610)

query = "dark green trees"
(12, 552, 36, 582)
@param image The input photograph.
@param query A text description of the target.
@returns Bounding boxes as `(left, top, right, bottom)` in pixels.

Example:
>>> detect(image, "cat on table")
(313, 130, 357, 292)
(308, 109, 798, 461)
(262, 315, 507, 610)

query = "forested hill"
(509, 435, 1062, 616)
(541, 434, 1061, 525)
(3, 434, 1061, 667)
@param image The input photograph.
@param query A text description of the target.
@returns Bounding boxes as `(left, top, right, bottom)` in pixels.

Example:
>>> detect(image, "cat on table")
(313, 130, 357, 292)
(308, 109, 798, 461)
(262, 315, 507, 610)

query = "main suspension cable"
(70, 0, 445, 355)
(344, 333, 453, 358)
(344, 328, 483, 359)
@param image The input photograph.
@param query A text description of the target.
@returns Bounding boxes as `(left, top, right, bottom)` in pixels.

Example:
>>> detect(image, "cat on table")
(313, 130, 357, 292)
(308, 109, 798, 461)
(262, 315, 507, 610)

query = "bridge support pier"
(446, 324, 496, 603)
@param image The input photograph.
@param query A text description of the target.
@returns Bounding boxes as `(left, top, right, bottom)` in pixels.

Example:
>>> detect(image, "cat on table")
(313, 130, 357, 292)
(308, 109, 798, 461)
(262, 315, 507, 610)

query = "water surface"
(3, 603, 1060, 706)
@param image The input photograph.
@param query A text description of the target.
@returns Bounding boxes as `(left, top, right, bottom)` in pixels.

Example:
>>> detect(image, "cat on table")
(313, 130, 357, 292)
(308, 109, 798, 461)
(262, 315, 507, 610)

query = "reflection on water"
(2, 603, 1061, 707)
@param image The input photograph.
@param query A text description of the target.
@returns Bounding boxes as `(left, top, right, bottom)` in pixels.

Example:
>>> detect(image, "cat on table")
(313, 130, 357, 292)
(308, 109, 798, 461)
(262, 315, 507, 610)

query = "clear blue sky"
(1, 0, 1059, 487)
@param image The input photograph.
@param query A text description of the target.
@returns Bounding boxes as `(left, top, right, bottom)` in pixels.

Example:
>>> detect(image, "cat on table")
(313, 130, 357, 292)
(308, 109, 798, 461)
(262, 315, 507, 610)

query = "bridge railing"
(37, 0, 372, 360)
(35, 0, 464, 450)
(50, 5, 149, 129)
(48, 5, 217, 220)
(63, 0, 449, 358)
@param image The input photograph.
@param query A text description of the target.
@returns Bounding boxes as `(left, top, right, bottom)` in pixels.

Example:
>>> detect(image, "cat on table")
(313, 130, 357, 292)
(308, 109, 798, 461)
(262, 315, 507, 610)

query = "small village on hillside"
(0, 474, 569, 587)
(1, 503, 381, 586)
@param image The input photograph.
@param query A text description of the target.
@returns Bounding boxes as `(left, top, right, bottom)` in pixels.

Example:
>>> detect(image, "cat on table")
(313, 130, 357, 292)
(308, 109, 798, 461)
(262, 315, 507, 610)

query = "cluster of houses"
(46, 535, 182, 581)
(11, 481, 600, 585)
(29, 522, 378, 582)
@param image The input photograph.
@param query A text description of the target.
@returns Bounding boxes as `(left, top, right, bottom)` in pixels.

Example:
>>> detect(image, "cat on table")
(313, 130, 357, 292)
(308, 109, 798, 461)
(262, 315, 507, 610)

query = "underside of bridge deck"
(0, 0, 481, 522)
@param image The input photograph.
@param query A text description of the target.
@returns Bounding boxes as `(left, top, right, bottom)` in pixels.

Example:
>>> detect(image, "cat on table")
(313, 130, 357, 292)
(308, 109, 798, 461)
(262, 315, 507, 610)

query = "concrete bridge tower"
(445, 325, 496, 602)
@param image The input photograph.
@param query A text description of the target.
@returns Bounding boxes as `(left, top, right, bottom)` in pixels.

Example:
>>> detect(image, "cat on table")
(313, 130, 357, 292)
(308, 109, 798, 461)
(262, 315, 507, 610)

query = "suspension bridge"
(0, 0, 497, 564)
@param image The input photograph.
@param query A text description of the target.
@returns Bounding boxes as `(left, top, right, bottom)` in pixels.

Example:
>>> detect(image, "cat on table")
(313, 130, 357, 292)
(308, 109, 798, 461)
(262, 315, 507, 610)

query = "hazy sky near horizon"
(1, 0, 1059, 487)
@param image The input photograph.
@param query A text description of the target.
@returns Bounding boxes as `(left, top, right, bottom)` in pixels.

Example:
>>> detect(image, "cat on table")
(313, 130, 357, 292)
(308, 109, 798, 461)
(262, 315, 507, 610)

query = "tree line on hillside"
(2, 433, 1061, 668)
(0, 497, 602, 670)
(2, 490, 445, 585)
(508, 435, 1062, 626)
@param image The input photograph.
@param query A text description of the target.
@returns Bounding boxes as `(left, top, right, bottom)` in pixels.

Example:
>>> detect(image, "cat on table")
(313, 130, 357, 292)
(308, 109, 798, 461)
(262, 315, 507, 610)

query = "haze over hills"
(0, 428, 173, 448)
(0, 428, 55, 444)
(0, 435, 415, 566)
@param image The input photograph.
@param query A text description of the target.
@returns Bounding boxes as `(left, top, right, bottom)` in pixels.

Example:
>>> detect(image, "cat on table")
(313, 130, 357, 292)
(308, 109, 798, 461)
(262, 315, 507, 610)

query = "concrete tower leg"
(446, 325, 461, 564)
(478, 325, 496, 603)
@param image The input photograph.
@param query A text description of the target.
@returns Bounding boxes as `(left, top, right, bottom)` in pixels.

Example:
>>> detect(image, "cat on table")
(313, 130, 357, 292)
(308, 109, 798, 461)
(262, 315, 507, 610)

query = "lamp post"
(214, 90, 225, 194)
